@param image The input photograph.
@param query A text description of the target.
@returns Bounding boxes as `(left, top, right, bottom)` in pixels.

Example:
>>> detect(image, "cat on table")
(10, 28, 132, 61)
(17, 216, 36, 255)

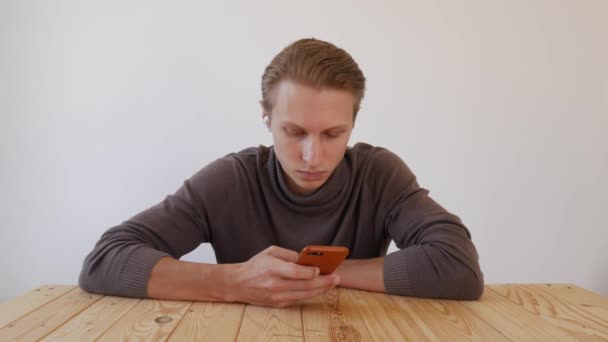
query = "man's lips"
(296, 170, 327, 180)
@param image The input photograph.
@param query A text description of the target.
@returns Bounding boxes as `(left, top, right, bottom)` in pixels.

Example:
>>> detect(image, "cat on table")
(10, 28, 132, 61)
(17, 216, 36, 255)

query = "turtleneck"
(267, 146, 349, 207)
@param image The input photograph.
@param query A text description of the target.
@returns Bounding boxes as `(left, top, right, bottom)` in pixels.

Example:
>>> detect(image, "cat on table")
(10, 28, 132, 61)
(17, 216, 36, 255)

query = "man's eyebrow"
(282, 123, 349, 131)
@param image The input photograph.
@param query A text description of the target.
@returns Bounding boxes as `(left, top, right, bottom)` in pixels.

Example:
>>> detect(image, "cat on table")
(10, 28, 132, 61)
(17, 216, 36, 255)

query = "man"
(79, 38, 484, 308)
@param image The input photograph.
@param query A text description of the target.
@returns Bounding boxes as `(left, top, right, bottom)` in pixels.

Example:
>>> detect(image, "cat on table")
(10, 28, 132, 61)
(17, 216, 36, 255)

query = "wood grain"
(0, 285, 75, 328)
(1, 284, 606, 341)
(40, 295, 140, 341)
(97, 299, 192, 342)
(0, 287, 101, 341)
(392, 295, 510, 341)
(168, 301, 245, 341)
(537, 284, 608, 322)
(347, 289, 440, 341)
(301, 288, 374, 341)
(462, 287, 580, 341)
(491, 284, 608, 341)
(237, 303, 303, 341)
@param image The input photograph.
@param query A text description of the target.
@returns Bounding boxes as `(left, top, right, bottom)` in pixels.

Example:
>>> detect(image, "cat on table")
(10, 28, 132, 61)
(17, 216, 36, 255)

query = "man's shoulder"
(348, 142, 417, 195)
(195, 146, 268, 178)
(187, 146, 269, 196)
(211, 145, 270, 165)
(219, 145, 271, 171)
(232, 145, 270, 159)
(348, 142, 405, 168)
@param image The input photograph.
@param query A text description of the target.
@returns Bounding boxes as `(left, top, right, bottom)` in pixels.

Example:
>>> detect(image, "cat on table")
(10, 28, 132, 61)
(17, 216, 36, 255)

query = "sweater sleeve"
(373, 149, 484, 300)
(78, 157, 231, 298)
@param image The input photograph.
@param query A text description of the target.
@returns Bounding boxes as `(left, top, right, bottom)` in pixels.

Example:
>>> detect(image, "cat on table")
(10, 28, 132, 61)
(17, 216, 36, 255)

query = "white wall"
(1, 0, 607, 302)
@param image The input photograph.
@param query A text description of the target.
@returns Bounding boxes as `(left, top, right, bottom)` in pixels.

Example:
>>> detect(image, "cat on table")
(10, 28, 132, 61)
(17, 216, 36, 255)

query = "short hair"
(261, 38, 366, 121)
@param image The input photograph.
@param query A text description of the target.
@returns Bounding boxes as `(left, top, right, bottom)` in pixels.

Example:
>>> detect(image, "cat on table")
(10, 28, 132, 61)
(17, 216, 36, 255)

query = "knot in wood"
(155, 316, 173, 324)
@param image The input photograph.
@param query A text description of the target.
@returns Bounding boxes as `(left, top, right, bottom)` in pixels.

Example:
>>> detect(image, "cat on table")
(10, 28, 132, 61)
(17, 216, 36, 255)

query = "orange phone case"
(295, 245, 349, 275)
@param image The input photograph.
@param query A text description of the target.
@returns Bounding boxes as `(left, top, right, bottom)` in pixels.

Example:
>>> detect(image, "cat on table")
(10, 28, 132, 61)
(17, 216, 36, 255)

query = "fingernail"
(315, 268, 320, 277)
(333, 275, 340, 286)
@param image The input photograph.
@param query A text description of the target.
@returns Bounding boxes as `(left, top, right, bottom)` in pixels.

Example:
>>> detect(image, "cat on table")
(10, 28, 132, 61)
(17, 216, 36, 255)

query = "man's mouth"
(296, 170, 327, 181)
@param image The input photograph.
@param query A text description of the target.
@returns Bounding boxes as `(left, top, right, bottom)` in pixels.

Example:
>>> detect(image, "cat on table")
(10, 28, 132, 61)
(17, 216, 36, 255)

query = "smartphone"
(295, 245, 349, 275)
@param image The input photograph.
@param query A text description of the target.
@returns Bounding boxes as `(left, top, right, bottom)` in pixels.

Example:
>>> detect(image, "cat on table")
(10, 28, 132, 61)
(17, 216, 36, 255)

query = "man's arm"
(334, 214, 483, 301)
(147, 246, 338, 307)
(82, 212, 338, 307)
(146, 257, 228, 302)
(332, 148, 484, 300)
(79, 158, 229, 298)
(79, 155, 338, 307)
(78, 193, 205, 298)
(79, 152, 340, 307)
(334, 257, 386, 293)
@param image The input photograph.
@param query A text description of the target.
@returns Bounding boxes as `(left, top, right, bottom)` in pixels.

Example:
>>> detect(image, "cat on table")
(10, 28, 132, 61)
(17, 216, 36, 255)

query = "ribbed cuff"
(120, 247, 170, 298)
(383, 250, 414, 296)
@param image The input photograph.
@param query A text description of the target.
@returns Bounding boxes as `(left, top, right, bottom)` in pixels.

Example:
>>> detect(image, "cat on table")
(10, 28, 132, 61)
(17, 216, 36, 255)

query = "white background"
(1, 0, 607, 302)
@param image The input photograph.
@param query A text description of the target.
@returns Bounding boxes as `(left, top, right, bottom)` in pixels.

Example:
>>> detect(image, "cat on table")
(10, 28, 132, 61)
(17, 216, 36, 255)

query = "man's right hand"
(224, 245, 340, 308)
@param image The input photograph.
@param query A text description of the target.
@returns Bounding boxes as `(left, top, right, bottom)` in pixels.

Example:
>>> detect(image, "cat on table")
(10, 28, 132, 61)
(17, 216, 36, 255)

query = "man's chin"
(294, 179, 327, 195)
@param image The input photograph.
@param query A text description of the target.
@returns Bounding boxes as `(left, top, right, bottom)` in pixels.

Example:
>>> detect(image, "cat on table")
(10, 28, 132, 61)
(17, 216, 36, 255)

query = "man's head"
(260, 38, 366, 195)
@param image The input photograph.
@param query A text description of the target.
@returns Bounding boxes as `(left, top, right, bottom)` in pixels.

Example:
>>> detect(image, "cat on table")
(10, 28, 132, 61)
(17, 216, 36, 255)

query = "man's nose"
(301, 136, 321, 167)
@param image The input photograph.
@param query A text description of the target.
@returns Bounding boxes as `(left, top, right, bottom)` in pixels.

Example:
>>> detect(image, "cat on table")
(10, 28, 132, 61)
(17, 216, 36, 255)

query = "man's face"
(263, 79, 355, 195)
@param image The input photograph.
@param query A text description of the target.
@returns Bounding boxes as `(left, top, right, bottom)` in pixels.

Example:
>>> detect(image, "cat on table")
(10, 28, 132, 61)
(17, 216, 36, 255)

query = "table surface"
(0, 284, 606, 341)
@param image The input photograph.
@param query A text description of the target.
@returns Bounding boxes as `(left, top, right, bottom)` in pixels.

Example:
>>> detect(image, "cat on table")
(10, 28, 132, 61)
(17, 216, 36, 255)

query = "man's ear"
(259, 100, 271, 131)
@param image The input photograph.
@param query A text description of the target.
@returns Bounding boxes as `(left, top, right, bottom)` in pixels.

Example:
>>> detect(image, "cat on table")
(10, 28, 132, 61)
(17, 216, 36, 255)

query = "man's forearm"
(147, 247, 339, 307)
(334, 257, 386, 293)
(147, 256, 234, 302)
(147, 256, 387, 302)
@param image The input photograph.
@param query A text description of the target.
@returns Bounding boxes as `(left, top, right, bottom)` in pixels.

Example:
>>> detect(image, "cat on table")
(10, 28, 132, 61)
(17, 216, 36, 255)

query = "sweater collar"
(267, 147, 348, 207)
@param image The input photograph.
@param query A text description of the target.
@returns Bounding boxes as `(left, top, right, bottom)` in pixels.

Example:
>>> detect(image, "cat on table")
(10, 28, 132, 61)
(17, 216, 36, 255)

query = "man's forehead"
(272, 110, 354, 131)
(280, 121, 349, 131)
(268, 79, 356, 126)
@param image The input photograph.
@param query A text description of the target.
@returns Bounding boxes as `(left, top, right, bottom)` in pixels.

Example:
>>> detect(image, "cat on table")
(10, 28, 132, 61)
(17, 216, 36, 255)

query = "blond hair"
(261, 38, 366, 120)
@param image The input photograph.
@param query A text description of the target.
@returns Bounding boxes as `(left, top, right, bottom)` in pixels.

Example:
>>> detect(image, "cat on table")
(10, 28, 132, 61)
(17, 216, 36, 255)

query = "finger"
(271, 274, 339, 292)
(270, 287, 332, 306)
(263, 245, 298, 262)
(272, 260, 319, 280)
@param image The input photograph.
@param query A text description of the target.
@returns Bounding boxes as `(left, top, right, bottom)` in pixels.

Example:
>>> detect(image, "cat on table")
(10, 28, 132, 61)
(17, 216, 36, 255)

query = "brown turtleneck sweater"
(79, 143, 484, 300)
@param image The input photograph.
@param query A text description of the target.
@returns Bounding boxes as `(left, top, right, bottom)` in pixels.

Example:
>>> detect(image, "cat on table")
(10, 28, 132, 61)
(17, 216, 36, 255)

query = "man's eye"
(325, 132, 342, 139)
(285, 129, 304, 136)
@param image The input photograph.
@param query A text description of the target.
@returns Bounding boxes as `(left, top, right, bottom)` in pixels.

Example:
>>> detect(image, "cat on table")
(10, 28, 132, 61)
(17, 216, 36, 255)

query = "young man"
(79, 38, 484, 308)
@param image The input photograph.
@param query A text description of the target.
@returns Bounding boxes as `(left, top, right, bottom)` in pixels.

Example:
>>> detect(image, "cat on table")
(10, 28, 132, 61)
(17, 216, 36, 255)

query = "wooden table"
(0, 284, 606, 341)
